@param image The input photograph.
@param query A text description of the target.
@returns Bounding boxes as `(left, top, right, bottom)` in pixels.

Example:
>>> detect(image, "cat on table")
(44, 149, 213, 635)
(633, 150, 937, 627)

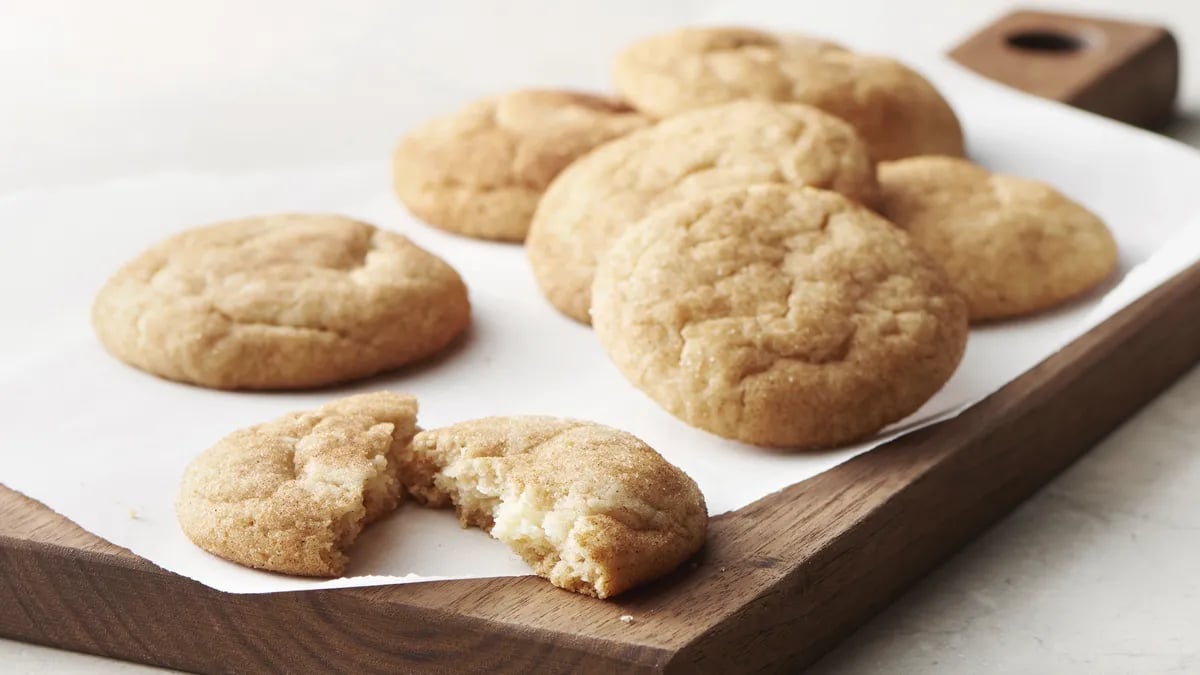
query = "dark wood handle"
(949, 9, 1179, 127)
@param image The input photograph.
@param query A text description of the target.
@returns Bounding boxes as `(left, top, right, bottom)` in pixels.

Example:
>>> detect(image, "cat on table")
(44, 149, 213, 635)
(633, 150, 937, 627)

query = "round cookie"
(400, 416, 707, 599)
(92, 213, 470, 390)
(526, 99, 879, 324)
(177, 392, 418, 576)
(591, 184, 969, 449)
(393, 89, 650, 242)
(877, 156, 1119, 321)
(613, 26, 965, 161)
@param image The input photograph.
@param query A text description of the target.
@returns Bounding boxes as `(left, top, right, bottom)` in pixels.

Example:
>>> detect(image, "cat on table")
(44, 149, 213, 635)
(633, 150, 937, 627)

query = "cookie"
(591, 184, 969, 449)
(393, 89, 650, 242)
(526, 99, 879, 323)
(878, 156, 1119, 321)
(176, 392, 418, 576)
(613, 26, 965, 161)
(400, 416, 707, 598)
(92, 213, 470, 390)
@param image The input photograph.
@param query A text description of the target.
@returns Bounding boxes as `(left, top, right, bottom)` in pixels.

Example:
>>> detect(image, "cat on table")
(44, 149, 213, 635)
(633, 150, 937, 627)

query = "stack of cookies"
(393, 25, 1118, 450)
(88, 24, 1120, 596)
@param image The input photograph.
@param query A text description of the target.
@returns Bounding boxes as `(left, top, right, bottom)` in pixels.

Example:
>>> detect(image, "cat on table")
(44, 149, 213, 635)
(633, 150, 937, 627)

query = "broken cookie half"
(400, 416, 708, 598)
(176, 392, 418, 576)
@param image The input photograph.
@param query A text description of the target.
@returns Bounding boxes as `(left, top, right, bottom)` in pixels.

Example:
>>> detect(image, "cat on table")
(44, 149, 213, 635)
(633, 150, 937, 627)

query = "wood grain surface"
(1, 9, 1193, 675)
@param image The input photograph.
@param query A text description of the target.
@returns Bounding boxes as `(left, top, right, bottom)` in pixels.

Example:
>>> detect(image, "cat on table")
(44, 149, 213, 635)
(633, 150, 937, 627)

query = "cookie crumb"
(128, 509, 139, 520)
(619, 615, 634, 624)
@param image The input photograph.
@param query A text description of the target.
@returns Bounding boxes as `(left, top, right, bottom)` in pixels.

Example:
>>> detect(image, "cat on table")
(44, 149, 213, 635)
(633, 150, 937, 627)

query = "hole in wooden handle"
(1006, 30, 1086, 53)
(950, 10, 1176, 127)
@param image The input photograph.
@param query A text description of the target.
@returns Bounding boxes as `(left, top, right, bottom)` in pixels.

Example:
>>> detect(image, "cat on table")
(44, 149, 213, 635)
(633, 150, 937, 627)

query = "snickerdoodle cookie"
(878, 156, 1119, 321)
(400, 416, 707, 598)
(92, 214, 470, 390)
(613, 26, 965, 161)
(177, 392, 418, 576)
(592, 184, 968, 449)
(393, 89, 650, 242)
(526, 99, 879, 323)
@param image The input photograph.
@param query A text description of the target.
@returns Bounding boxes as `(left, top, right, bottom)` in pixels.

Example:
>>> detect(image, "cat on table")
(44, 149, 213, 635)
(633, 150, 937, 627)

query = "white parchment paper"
(2, 27, 1200, 592)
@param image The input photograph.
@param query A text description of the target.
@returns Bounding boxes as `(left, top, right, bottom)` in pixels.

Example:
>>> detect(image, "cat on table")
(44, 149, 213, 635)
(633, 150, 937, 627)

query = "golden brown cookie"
(613, 26, 965, 161)
(526, 99, 879, 323)
(393, 89, 650, 242)
(400, 416, 707, 598)
(878, 156, 1119, 321)
(92, 214, 470, 390)
(592, 184, 968, 449)
(177, 392, 418, 576)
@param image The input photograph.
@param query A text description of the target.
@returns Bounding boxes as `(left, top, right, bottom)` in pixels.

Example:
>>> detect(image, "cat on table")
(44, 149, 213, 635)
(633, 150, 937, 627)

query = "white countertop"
(3, 0, 1199, 672)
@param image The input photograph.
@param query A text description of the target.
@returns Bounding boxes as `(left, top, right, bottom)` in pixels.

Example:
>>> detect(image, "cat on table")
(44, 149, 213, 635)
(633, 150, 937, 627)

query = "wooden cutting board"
(0, 10, 1190, 674)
